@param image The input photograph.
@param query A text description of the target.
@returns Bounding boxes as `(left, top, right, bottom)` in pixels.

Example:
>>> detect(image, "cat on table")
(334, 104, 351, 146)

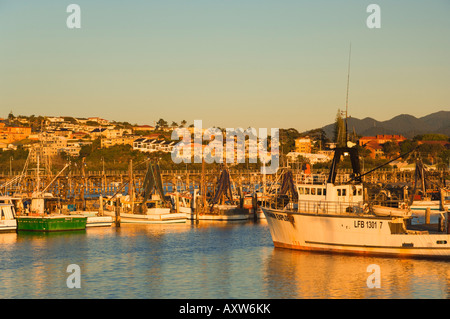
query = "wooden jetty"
(1, 163, 448, 205)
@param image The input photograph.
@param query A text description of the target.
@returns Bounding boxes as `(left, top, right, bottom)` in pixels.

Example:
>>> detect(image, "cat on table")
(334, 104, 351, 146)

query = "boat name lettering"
(267, 212, 294, 223)
(354, 220, 382, 229)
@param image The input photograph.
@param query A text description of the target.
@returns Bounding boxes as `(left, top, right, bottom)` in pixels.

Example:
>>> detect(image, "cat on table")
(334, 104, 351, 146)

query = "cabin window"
(357, 189, 362, 196)
(337, 189, 341, 196)
(317, 188, 322, 196)
(311, 188, 316, 195)
(353, 188, 357, 196)
(342, 189, 346, 196)
(323, 189, 326, 195)
(305, 188, 310, 195)
(298, 188, 304, 195)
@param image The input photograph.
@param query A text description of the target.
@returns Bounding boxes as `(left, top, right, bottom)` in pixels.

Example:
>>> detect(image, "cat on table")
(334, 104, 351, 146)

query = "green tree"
(382, 141, 400, 159)
(438, 149, 450, 169)
(156, 118, 168, 129)
(417, 143, 445, 165)
(279, 128, 300, 155)
(413, 133, 448, 141)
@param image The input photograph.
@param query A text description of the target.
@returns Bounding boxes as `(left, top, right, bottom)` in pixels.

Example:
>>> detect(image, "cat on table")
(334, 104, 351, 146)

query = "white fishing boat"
(104, 208, 187, 224)
(103, 161, 187, 224)
(103, 195, 187, 224)
(168, 190, 257, 221)
(408, 161, 449, 214)
(262, 147, 450, 259)
(0, 198, 17, 232)
(179, 168, 255, 222)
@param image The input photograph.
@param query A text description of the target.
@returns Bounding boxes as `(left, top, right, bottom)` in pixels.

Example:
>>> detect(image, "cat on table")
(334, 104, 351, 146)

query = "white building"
(287, 152, 330, 165)
(132, 138, 175, 153)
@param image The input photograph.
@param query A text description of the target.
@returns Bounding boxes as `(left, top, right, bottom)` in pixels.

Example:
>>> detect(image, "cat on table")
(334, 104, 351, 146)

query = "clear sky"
(1, 0, 449, 131)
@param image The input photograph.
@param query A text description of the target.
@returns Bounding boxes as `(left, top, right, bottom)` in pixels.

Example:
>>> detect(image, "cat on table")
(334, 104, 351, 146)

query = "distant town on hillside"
(0, 111, 449, 172)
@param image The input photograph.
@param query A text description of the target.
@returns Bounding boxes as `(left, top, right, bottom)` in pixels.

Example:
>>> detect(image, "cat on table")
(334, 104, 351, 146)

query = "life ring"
(399, 202, 406, 210)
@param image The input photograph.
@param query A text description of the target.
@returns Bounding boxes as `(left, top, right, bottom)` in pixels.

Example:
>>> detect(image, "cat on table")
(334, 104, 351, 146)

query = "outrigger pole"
(345, 147, 418, 184)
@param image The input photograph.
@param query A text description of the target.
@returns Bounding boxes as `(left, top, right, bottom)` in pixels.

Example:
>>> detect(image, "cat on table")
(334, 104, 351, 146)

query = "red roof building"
(358, 134, 407, 146)
(358, 135, 407, 159)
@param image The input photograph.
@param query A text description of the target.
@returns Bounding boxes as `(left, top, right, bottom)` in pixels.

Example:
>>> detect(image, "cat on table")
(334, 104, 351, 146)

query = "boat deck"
(407, 223, 445, 235)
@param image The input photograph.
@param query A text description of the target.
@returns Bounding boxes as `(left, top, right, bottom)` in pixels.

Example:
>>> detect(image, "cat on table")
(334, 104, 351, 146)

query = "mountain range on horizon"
(320, 110, 450, 140)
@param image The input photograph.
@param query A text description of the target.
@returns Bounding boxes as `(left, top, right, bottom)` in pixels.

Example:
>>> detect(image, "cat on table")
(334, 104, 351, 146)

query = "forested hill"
(321, 111, 450, 139)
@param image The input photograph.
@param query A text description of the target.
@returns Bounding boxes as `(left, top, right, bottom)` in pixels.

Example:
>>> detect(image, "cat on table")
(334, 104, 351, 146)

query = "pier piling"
(425, 207, 431, 224)
(115, 199, 121, 227)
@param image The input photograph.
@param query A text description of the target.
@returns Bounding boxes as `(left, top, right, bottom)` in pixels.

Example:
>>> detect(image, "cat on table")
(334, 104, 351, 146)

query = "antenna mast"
(345, 43, 352, 145)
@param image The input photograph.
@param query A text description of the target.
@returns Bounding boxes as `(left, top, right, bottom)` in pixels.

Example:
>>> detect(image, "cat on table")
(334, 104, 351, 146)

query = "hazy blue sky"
(1, 0, 449, 131)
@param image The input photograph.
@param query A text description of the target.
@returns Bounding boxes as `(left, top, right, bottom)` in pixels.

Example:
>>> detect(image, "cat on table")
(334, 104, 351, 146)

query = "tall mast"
(345, 43, 352, 145)
(36, 149, 40, 192)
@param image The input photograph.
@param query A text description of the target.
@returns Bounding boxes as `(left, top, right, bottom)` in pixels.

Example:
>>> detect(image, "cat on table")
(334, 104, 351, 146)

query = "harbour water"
(1, 219, 449, 299)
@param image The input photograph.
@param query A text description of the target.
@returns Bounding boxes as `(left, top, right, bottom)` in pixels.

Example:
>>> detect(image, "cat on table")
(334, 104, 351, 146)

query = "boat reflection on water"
(2, 220, 450, 299)
(264, 247, 450, 298)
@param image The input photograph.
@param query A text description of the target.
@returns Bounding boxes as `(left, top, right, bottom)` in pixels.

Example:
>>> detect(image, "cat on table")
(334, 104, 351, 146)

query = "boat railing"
(295, 173, 327, 185)
(267, 196, 365, 215)
(369, 199, 407, 209)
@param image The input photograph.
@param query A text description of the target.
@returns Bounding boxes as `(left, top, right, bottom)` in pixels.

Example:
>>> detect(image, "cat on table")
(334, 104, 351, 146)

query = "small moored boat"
(0, 199, 17, 232)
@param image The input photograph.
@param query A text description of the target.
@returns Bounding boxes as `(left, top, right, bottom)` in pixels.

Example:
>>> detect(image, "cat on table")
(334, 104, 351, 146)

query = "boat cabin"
(0, 203, 16, 221)
(297, 183, 364, 203)
(0, 196, 23, 214)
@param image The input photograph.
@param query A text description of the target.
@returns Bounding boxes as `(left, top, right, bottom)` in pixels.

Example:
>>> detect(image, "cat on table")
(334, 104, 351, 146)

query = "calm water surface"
(1, 220, 449, 299)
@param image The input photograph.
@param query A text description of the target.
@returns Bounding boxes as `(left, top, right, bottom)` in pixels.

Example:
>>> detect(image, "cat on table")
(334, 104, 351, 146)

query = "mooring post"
(99, 194, 103, 216)
(425, 207, 431, 224)
(439, 188, 446, 212)
(115, 198, 121, 227)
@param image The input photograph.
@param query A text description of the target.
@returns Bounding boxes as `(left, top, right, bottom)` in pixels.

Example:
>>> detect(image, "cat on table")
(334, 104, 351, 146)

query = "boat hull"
(86, 216, 113, 227)
(68, 211, 113, 227)
(410, 201, 449, 213)
(262, 207, 450, 259)
(104, 210, 187, 224)
(191, 206, 254, 221)
(179, 205, 260, 221)
(0, 219, 17, 232)
(17, 216, 87, 232)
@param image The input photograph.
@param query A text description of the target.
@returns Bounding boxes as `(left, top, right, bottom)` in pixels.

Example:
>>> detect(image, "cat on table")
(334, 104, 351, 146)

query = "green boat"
(16, 189, 87, 232)
(17, 215, 87, 232)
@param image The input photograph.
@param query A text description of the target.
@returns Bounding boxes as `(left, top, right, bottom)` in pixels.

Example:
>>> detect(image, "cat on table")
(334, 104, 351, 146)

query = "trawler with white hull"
(262, 147, 450, 259)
